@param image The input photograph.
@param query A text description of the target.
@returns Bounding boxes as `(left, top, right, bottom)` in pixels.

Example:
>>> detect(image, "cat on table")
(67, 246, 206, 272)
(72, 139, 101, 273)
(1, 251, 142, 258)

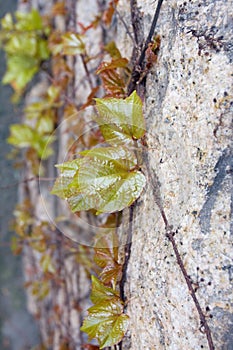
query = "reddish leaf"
(96, 58, 129, 97)
(96, 58, 128, 74)
(99, 69, 125, 97)
(94, 227, 122, 287)
(102, 0, 119, 26)
(145, 34, 161, 69)
(83, 345, 99, 350)
(80, 86, 100, 110)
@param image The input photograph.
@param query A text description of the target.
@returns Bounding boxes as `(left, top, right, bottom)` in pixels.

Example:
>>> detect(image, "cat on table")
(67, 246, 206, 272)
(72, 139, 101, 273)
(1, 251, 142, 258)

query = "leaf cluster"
(79, 212, 127, 348)
(81, 276, 129, 349)
(7, 85, 60, 172)
(0, 10, 50, 101)
(3, 2, 148, 348)
(52, 91, 146, 214)
(96, 41, 130, 97)
(94, 223, 122, 289)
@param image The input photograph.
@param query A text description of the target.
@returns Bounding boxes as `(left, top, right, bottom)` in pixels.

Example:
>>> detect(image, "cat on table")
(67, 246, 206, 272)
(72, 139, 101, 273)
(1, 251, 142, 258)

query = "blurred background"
(0, 1, 40, 349)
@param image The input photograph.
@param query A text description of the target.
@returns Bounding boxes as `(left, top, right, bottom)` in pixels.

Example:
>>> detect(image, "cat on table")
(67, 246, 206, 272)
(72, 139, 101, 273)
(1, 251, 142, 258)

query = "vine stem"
(137, 0, 164, 67)
(80, 54, 94, 90)
(120, 204, 135, 302)
(165, 228, 215, 350)
(128, 0, 164, 94)
(145, 159, 215, 350)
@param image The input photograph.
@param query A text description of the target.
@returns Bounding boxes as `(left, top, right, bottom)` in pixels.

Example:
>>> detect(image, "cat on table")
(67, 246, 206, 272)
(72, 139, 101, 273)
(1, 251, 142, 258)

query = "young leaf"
(1, 13, 14, 30)
(51, 147, 146, 214)
(104, 41, 122, 60)
(90, 275, 119, 304)
(94, 90, 145, 146)
(94, 228, 122, 288)
(1, 10, 50, 98)
(7, 124, 55, 159)
(81, 302, 129, 349)
(102, 0, 119, 26)
(2, 55, 39, 91)
(99, 265, 122, 287)
(78, 16, 101, 34)
(30, 280, 50, 300)
(40, 254, 56, 274)
(15, 9, 44, 31)
(96, 58, 128, 74)
(61, 32, 85, 55)
(48, 31, 64, 56)
(79, 146, 137, 169)
(81, 276, 129, 349)
(96, 58, 129, 97)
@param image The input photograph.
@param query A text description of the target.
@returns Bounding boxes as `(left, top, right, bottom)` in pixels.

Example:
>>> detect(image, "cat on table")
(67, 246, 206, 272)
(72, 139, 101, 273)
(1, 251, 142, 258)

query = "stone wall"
(119, 1, 233, 349)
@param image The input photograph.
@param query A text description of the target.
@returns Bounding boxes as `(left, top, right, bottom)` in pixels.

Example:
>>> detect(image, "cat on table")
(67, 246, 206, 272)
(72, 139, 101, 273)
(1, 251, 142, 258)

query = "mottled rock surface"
(119, 1, 233, 349)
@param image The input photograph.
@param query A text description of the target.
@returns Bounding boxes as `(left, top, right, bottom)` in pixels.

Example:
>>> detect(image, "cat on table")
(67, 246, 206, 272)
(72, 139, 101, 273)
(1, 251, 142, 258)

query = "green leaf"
(7, 124, 36, 148)
(40, 254, 56, 274)
(37, 115, 54, 134)
(31, 280, 50, 300)
(51, 92, 147, 213)
(25, 101, 46, 119)
(80, 146, 137, 169)
(15, 9, 44, 31)
(4, 33, 38, 56)
(1, 13, 14, 30)
(95, 91, 145, 146)
(2, 55, 39, 90)
(81, 303, 129, 349)
(37, 38, 50, 60)
(61, 32, 85, 55)
(104, 41, 122, 59)
(90, 276, 119, 304)
(51, 147, 146, 213)
(81, 276, 129, 349)
(25, 86, 61, 120)
(56, 159, 81, 177)
(76, 156, 146, 214)
(51, 159, 82, 199)
(0, 10, 50, 98)
(47, 85, 61, 103)
(7, 124, 55, 159)
(36, 134, 56, 159)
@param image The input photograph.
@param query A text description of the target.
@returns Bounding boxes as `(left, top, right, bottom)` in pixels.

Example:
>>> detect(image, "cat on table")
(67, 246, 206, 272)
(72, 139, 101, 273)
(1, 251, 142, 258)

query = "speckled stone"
(118, 1, 233, 349)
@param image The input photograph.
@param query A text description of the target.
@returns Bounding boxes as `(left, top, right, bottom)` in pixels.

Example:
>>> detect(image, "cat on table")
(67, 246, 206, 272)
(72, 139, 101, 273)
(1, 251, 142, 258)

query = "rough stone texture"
(119, 0, 233, 349)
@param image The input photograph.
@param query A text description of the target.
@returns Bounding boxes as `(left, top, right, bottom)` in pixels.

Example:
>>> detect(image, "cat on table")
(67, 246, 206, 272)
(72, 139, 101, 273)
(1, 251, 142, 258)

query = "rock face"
(117, 0, 233, 349)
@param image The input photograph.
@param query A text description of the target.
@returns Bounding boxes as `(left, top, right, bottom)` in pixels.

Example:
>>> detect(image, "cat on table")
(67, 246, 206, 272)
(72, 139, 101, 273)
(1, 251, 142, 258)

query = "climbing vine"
(1, 0, 215, 349)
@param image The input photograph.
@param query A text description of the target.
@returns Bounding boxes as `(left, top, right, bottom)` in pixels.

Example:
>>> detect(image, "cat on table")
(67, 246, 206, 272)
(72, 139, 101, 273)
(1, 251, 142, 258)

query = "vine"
(1, 0, 215, 349)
